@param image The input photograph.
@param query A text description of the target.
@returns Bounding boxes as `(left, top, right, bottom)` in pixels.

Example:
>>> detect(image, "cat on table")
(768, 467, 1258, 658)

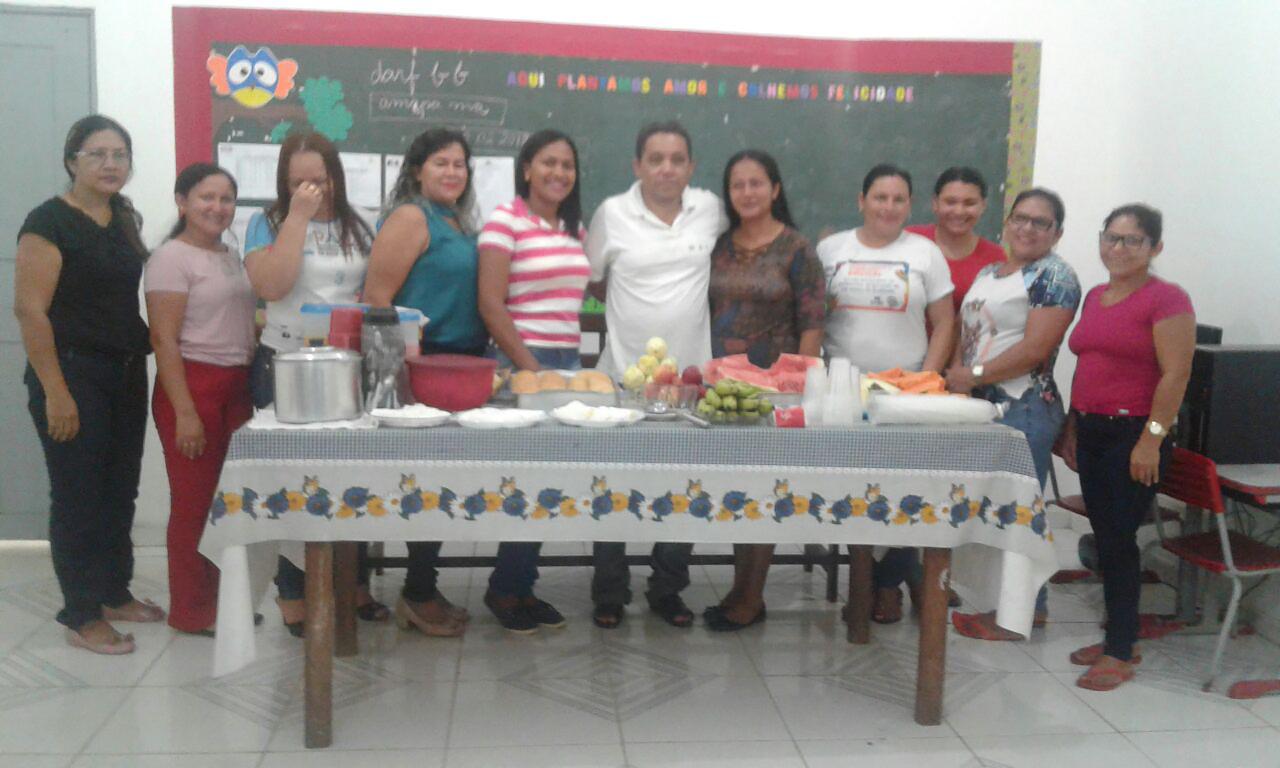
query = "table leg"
(846, 545, 873, 644)
(915, 547, 950, 726)
(334, 542, 358, 658)
(304, 542, 334, 749)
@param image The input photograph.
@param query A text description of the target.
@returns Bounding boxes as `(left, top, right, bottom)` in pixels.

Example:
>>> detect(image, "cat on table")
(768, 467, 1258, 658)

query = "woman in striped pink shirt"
(478, 129, 590, 372)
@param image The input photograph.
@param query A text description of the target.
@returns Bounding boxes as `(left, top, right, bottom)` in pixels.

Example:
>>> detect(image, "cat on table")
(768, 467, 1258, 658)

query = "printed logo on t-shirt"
(829, 260, 910, 313)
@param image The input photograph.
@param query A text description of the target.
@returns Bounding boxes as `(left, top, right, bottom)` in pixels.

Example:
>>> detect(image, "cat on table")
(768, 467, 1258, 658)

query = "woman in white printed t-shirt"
(242, 131, 385, 635)
(816, 163, 956, 625)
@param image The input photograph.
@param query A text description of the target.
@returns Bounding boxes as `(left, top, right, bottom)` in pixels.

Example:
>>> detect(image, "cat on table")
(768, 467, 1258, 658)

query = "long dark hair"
(386, 127, 477, 233)
(265, 131, 373, 256)
(168, 163, 238, 240)
(722, 149, 796, 230)
(63, 114, 146, 256)
(516, 129, 582, 239)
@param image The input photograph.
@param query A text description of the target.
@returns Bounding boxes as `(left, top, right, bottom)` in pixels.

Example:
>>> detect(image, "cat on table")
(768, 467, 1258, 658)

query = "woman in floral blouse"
(703, 149, 825, 631)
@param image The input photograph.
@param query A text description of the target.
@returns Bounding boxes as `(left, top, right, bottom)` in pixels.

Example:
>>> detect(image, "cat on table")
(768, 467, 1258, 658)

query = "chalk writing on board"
(370, 56, 469, 96)
(368, 92, 508, 125)
(466, 127, 531, 151)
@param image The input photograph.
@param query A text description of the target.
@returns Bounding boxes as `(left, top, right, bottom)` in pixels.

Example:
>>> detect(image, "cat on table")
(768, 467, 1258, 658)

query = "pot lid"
(274, 346, 362, 363)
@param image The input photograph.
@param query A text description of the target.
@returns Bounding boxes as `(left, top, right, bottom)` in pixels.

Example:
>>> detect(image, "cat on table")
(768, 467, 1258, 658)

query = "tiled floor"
(3, 539, 1280, 767)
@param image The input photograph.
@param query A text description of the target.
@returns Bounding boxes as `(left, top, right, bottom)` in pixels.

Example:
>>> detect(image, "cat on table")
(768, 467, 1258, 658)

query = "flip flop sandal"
(649, 594, 694, 628)
(1076, 660, 1135, 691)
(65, 627, 135, 655)
(592, 603, 625, 629)
(872, 587, 904, 624)
(102, 599, 166, 623)
(1070, 643, 1142, 666)
(394, 598, 465, 638)
(951, 611, 1026, 641)
(706, 605, 767, 632)
(356, 599, 391, 622)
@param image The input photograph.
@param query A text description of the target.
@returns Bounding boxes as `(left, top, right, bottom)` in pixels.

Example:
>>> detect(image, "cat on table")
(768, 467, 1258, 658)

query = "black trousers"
(1076, 413, 1171, 662)
(25, 350, 148, 630)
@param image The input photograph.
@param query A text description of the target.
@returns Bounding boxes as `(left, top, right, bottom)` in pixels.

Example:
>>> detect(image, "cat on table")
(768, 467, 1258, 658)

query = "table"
(199, 420, 1055, 747)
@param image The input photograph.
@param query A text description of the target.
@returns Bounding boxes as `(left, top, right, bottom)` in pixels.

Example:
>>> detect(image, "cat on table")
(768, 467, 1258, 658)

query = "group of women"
(14, 113, 1194, 692)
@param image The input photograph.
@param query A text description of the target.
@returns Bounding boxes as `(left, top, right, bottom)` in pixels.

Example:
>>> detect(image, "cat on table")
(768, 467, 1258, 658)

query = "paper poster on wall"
(338, 151, 384, 208)
(229, 205, 260, 258)
(473, 156, 514, 223)
(217, 142, 280, 200)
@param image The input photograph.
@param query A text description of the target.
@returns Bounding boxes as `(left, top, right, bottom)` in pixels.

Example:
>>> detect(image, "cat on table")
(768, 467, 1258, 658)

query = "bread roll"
(510, 370, 539, 395)
(570, 372, 593, 391)
(537, 371, 569, 390)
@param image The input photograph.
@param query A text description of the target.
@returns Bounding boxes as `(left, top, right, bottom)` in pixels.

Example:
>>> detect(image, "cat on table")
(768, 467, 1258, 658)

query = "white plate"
(552, 407, 645, 429)
(454, 407, 547, 429)
(374, 412, 452, 428)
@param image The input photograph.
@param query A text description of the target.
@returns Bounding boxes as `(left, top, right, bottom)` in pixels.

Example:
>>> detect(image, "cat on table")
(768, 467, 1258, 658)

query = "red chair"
(1047, 440, 1089, 517)
(1155, 447, 1280, 691)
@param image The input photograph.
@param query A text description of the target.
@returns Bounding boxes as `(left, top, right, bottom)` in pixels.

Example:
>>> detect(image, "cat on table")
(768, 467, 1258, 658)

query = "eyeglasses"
(76, 149, 132, 167)
(1099, 232, 1150, 249)
(1007, 213, 1056, 232)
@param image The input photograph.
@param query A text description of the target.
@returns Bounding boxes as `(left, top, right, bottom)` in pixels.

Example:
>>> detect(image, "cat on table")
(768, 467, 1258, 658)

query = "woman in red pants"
(146, 163, 256, 635)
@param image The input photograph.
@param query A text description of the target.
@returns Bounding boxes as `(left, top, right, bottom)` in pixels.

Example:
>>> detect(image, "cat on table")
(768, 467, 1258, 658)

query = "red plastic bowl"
(405, 354, 497, 412)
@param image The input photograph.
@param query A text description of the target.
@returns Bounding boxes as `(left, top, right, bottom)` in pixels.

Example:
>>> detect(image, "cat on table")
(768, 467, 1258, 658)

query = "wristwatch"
(971, 364, 985, 385)
(1147, 420, 1168, 438)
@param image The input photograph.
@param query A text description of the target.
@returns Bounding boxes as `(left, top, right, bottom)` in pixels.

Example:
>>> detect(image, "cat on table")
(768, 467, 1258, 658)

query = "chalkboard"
(176, 9, 1040, 245)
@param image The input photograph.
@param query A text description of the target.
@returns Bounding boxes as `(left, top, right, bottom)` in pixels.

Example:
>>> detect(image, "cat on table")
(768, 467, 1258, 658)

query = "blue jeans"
(992, 386, 1065, 615)
(490, 345, 582, 371)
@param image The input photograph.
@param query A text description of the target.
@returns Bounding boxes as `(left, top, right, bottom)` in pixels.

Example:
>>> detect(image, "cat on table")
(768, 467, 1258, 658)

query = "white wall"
(13, 0, 1280, 571)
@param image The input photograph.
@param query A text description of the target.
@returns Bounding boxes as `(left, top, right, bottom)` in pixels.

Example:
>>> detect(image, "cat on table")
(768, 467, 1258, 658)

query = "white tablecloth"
(200, 422, 1057, 675)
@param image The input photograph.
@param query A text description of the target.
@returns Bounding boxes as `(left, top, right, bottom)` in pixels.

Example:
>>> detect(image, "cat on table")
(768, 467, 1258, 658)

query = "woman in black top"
(14, 115, 163, 655)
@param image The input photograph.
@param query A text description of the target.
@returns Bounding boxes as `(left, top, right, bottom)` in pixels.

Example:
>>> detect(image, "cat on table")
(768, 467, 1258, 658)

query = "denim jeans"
(26, 350, 148, 630)
(1077, 413, 1171, 661)
(592, 542, 695, 606)
(490, 345, 582, 371)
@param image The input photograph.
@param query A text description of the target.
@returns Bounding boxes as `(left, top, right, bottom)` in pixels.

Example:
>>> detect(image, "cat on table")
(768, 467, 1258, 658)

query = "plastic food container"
(406, 354, 497, 412)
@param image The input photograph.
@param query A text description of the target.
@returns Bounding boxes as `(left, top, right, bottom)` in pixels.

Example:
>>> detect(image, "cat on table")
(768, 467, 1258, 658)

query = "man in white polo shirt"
(585, 120, 727, 629)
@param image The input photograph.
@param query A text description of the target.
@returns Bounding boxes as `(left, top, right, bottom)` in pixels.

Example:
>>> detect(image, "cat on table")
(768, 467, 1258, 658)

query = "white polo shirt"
(586, 181, 727, 376)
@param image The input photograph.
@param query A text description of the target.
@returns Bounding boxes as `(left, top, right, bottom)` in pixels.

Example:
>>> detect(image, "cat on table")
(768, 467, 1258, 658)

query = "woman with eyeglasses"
(146, 163, 256, 636)
(818, 163, 956, 625)
(1060, 203, 1194, 691)
(243, 131, 388, 635)
(14, 115, 164, 655)
(945, 188, 1081, 641)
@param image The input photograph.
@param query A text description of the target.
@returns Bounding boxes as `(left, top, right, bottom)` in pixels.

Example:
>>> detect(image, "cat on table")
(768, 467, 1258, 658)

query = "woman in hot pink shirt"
(145, 163, 256, 635)
(1061, 203, 1195, 691)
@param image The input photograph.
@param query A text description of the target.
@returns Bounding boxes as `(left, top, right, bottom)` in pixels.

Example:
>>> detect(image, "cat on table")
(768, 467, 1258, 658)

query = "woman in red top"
(906, 166, 1006, 311)
(1060, 203, 1195, 691)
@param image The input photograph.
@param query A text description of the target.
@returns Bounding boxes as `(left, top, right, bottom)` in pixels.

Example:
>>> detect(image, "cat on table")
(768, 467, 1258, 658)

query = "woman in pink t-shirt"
(1061, 203, 1195, 691)
(145, 163, 257, 635)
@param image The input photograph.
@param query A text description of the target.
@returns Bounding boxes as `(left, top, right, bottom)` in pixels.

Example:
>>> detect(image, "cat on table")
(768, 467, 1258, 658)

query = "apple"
(645, 337, 668, 360)
(653, 366, 677, 385)
(660, 356, 677, 370)
(681, 365, 703, 386)
(637, 354, 659, 375)
(622, 365, 646, 391)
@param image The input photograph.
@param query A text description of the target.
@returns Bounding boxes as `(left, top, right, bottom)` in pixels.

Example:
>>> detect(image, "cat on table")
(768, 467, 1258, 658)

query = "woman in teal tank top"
(364, 129, 563, 636)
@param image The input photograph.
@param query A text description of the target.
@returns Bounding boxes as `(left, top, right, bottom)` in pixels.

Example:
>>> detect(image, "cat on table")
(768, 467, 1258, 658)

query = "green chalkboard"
(211, 43, 1025, 241)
